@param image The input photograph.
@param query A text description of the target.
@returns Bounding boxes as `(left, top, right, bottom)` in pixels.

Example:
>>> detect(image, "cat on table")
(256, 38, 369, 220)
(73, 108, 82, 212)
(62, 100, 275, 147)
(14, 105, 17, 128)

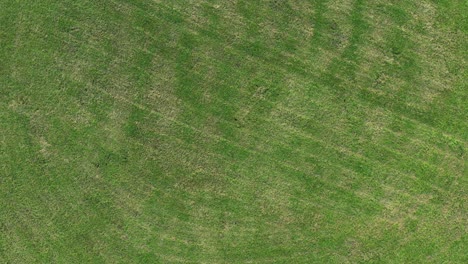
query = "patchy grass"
(1, 0, 467, 263)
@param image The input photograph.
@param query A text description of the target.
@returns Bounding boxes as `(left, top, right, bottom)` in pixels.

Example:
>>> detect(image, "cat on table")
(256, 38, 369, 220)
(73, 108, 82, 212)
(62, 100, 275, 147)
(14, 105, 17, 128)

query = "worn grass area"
(1, 0, 467, 263)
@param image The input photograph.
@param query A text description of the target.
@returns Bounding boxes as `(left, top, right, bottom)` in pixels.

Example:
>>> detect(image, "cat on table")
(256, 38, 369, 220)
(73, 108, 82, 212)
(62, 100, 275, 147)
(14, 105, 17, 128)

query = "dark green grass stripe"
(317, 0, 370, 97)
(309, 0, 329, 52)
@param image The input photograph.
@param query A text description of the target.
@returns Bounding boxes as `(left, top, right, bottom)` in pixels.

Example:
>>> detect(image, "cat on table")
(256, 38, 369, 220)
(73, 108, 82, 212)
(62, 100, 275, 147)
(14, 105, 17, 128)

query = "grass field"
(1, 0, 467, 263)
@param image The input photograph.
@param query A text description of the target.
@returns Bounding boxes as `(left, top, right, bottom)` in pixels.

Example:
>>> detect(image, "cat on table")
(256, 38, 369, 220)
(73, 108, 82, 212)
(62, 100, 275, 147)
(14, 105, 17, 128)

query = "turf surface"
(1, 0, 467, 263)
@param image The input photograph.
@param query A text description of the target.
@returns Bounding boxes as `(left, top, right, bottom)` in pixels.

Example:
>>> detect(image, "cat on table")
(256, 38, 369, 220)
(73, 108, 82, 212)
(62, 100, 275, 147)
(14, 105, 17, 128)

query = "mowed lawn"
(1, 0, 467, 263)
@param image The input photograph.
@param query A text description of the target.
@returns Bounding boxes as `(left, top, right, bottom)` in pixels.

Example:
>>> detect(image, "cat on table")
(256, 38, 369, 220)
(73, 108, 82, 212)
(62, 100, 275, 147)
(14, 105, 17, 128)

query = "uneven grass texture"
(1, 0, 467, 263)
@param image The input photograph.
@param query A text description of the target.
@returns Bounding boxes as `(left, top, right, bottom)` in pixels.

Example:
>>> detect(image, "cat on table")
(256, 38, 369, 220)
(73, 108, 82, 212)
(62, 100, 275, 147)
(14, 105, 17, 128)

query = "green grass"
(1, 0, 467, 263)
